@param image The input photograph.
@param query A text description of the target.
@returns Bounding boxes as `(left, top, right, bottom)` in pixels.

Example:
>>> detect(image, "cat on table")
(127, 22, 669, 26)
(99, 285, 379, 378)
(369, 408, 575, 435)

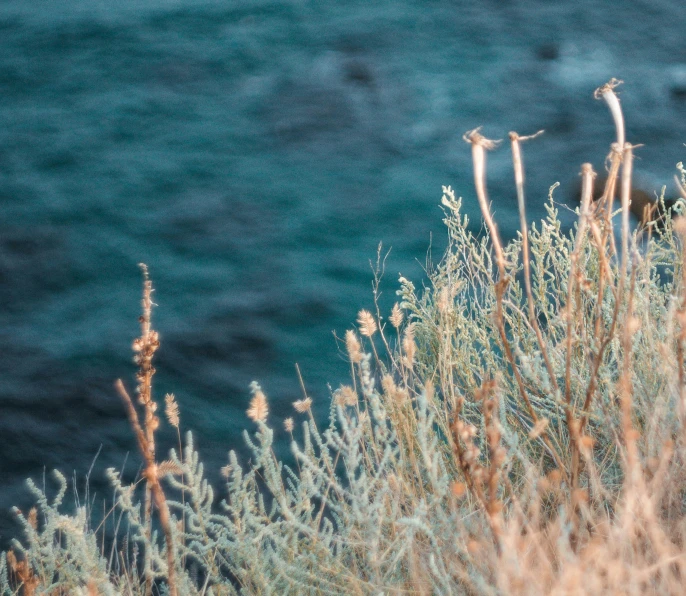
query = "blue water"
(1, 0, 685, 541)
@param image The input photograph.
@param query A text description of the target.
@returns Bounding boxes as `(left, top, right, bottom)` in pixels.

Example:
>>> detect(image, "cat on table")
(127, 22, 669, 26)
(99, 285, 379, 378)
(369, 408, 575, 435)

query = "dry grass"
(3, 80, 686, 594)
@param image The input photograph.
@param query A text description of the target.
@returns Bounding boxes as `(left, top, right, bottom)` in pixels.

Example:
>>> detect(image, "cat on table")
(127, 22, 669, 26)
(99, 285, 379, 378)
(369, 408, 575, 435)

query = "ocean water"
(1, 0, 685, 542)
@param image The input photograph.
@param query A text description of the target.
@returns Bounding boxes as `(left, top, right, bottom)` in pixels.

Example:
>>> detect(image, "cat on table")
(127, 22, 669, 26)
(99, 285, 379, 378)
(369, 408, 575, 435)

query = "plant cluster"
(3, 80, 686, 594)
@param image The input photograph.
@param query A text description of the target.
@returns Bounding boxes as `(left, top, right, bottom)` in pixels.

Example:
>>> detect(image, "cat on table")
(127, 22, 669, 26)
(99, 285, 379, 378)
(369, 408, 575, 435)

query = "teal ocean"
(1, 0, 685, 541)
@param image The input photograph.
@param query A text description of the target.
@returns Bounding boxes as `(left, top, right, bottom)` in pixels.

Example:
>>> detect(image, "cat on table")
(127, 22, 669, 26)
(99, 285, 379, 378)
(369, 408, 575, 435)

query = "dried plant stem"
(136, 265, 156, 579)
(116, 381, 177, 596)
(620, 144, 635, 277)
(116, 266, 177, 596)
(594, 79, 625, 261)
(510, 131, 559, 397)
(601, 144, 623, 258)
(565, 164, 595, 488)
(619, 264, 639, 484)
(450, 390, 503, 554)
(166, 394, 185, 568)
(371, 244, 400, 373)
(577, 152, 626, 439)
(463, 129, 505, 275)
(482, 385, 504, 545)
(579, 147, 629, 438)
(675, 223, 686, 427)
(595, 79, 625, 155)
(465, 128, 568, 482)
(579, 269, 621, 437)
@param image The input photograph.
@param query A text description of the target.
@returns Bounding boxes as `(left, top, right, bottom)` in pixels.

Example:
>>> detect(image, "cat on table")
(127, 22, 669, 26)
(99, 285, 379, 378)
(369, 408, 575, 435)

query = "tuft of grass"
(4, 80, 686, 594)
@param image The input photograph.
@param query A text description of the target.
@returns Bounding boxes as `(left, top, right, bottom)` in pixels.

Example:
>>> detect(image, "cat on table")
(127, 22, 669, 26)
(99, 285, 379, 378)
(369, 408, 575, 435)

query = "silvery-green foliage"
(408, 184, 684, 474)
(0, 557, 8, 596)
(0, 471, 116, 594)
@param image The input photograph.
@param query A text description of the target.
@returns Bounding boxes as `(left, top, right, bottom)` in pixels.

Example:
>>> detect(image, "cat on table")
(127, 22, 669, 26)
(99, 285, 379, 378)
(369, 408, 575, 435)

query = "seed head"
(247, 382, 268, 422)
(293, 397, 312, 414)
(357, 309, 377, 337)
(389, 303, 404, 328)
(345, 330, 362, 363)
(334, 385, 358, 407)
(165, 393, 180, 428)
(402, 323, 416, 366)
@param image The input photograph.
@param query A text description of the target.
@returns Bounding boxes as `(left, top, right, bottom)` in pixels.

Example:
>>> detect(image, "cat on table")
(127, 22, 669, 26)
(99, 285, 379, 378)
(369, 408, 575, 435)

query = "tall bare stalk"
(595, 80, 625, 260)
(116, 381, 178, 596)
(510, 130, 560, 397)
(620, 144, 635, 278)
(463, 128, 505, 274)
(565, 164, 595, 488)
(578, 81, 630, 437)
(674, 220, 686, 427)
(464, 128, 568, 481)
(115, 265, 177, 596)
(595, 78, 625, 150)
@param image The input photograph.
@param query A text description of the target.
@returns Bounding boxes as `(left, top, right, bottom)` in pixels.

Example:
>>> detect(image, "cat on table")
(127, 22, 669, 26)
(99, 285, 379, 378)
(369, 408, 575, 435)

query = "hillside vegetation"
(4, 80, 686, 595)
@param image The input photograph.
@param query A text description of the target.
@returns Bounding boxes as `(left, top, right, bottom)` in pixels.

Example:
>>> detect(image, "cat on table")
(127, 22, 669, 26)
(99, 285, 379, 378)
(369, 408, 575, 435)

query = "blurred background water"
(1, 0, 685, 542)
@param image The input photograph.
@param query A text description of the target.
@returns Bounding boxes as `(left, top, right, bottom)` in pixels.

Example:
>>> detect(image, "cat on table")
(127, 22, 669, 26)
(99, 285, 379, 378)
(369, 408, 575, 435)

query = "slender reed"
(114, 267, 177, 596)
(510, 130, 560, 398)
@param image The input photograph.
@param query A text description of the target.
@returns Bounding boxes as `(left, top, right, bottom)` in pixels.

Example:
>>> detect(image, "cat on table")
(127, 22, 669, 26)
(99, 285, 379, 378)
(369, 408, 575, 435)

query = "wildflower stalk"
(115, 266, 177, 596)
(115, 380, 177, 596)
(135, 264, 157, 594)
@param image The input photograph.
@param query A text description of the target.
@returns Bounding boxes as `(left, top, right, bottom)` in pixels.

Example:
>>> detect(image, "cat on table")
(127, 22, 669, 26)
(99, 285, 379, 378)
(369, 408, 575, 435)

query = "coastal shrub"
(4, 80, 686, 594)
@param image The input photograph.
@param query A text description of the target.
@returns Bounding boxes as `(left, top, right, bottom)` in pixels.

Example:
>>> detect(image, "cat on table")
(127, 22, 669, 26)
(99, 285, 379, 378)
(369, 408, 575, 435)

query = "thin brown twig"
(450, 384, 503, 555)
(565, 164, 595, 490)
(116, 380, 177, 596)
(619, 263, 639, 473)
(579, 155, 625, 436)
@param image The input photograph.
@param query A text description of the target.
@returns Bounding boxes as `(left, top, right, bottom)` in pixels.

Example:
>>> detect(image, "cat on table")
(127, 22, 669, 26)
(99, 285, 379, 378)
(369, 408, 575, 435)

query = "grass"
(4, 79, 686, 594)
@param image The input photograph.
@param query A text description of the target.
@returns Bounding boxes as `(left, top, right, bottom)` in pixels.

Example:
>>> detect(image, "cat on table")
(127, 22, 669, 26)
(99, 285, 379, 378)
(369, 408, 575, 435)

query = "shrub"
(4, 80, 686, 595)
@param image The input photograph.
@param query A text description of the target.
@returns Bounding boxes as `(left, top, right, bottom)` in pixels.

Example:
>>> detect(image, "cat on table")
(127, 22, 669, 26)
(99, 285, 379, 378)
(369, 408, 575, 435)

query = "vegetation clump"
(4, 81, 686, 594)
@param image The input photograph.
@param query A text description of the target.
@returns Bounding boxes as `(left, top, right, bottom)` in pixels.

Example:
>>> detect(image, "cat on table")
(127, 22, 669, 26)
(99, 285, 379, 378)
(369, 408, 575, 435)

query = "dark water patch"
(536, 43, 560, 62)
(0, 227, 72, 312)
